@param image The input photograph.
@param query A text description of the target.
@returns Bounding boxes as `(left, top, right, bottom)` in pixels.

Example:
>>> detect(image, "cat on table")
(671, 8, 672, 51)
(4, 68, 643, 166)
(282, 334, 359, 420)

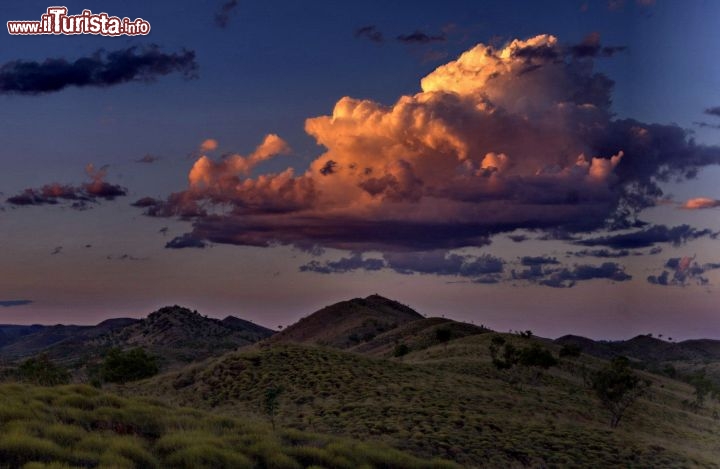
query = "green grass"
(0, 383, 457, 469)
(124, 337, 720, 468)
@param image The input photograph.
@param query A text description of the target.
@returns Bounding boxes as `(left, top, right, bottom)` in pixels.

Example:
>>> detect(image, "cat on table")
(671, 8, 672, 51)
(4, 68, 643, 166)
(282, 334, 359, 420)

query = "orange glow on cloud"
(682, 197, 720, 210)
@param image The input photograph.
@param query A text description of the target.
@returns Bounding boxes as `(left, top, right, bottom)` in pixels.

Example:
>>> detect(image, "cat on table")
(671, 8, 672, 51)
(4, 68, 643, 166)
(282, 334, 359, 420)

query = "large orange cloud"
(138, 34, 720, 252)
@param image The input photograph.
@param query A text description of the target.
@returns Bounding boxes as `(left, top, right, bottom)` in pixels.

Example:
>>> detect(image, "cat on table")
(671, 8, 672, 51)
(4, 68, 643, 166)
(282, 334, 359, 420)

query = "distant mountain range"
(0, 306, 274, 369)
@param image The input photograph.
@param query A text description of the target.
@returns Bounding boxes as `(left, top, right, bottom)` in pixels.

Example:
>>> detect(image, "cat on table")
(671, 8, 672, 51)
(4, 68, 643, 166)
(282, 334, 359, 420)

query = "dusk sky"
(2, 0, 720, 340)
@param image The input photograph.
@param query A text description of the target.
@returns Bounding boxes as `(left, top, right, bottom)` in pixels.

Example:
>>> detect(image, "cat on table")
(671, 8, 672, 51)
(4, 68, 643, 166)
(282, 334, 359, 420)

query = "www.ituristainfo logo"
(7, 7, 151, 36)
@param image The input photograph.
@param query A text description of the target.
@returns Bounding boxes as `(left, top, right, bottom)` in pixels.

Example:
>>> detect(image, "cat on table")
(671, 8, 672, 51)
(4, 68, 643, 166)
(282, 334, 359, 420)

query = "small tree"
(393, 343, 410, 357)
(590, 356, 650, 428)
(16, 354, 70, 386)
(435, 328, 452, 348)
(101, 348, 159, 384)
(518, 344, 558, 368)
(264, 386, 283, 430)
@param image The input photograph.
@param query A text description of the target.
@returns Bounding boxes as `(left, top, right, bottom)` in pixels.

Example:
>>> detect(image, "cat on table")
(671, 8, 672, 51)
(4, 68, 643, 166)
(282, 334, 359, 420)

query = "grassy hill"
(349, 317, 488, 357)
(125, 337, 720, 467)
(0, 382, 456, 469)
(269, 295, 422, 348)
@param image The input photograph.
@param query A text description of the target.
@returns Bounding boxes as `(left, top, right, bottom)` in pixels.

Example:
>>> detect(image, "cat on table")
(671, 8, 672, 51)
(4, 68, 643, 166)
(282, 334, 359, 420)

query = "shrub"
(101, 348, 159, 384)
(518, 344, 558, 369)
(16, 355, 70, 386)
(393, 343, 410, 357)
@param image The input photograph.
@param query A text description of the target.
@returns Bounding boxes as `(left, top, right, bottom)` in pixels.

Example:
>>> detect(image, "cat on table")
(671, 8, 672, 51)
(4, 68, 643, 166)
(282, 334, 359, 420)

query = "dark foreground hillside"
(126, 338, 720, 468)
(0, 383, 457, 469)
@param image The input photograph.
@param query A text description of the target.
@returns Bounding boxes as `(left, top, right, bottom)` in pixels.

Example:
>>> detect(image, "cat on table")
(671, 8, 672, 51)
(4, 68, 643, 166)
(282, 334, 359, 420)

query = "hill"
(0, 382, 456, 469)
(126, 337, 720, 468)
(0, 306, 274, 372)
(269, 294, 423, 348)
(349, 317, 489, 357)
(0, 319, 139, 360)
(555, 334, 720, 385)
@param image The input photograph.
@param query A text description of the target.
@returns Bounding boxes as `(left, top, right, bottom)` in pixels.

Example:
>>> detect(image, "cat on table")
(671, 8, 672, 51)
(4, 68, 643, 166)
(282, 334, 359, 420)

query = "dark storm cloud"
(693, 121, 720, 130)
(396, 30, 446, 44)
(575, 225, 717, 249)
(704, 106, 720, 118)
(165, 233, 207, 249)
(215, 0, 239, 28)
(131, 197, 161, 208)
(538, 262, 631, 288)
(647, 256, 720, 287)
(568, 32, 626, 58)
(300, 250, 504, 278)
(0, 45, 197, 95)
(0, 300, 32, 307)
(136, 154, 160, 164)
(300, 252, 385, 274)
(570, 248, 631, 258)
(520, 256, 560, 266)
(354, 25, 384, 43)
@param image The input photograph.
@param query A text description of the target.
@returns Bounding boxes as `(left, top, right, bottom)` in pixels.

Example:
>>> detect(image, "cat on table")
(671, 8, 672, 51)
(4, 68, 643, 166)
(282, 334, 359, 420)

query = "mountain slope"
(1, 306, 274, 371)
(269, 294, 423, 348)
(0, 319, 139, 360)
(349, 317, 489, 357)
(126, 338, 720, 468)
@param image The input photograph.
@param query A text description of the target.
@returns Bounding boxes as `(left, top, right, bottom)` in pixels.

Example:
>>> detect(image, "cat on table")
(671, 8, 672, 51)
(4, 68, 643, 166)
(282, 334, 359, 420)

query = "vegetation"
(100, 348, 159, 384)
(15, 354, 71, 386)
(393, 343, 410, 357)
(125, 339, 720, 467)
(559, 343, 582, 358)
(263, 386, 283, 430)
(488, 336, 557, 370)
(590, 356, 651, 428)
(0, 383, 456, 468)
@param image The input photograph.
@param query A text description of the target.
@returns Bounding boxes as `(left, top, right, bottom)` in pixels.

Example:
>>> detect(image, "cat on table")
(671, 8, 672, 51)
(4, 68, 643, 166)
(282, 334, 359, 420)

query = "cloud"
(520, 256, 560, 266)
(704, 106, 720, 118)
(137, 34, 720, 253)
(131, 197, 160, 208)
(568, 32, 626, 58)
(199, 139, 219, 153)
(507, 234, 530, 243)
(136, 154, 160, 164)
(355, 25, 384, 43)
(681, 197, 720, 210)
(7, 165, 127, 208)
(539, 262, 631, 288)
(215, 0, 239, 28)
(165, 233, 207, 249)
(300, 250, 504, 278)
(0, 45, 197, 95)
(570, 248, 631, 258)
(575, 224, 717, 249)
(397, 30, 446, 44)
(693, 121, 720, 130)
(647, 256, 720, 287)
(300, 252, 385, 274)
(512, 260, 631, 287)
(0, 300, 32, 307)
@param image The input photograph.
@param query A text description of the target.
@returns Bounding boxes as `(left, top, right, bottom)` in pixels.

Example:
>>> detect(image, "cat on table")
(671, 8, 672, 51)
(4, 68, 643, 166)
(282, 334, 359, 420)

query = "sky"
(1, 0, 720, 340)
